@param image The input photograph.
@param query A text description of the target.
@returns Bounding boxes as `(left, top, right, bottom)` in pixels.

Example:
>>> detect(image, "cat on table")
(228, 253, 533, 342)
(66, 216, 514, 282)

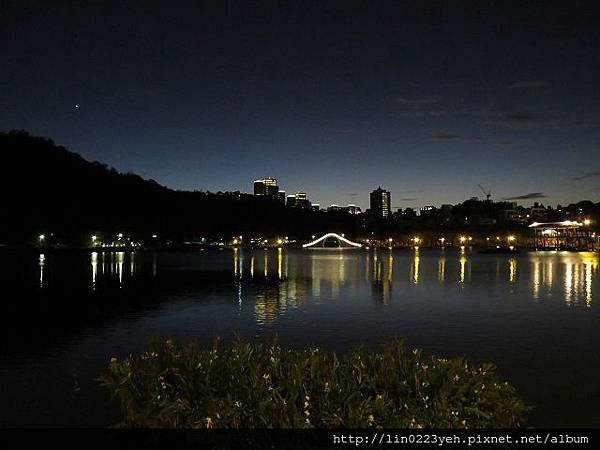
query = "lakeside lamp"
(459, 236, 466, 244)
(117, 233, 123, 240)
(277, 238, 283, 245)
(439, 237, 445, 244)
(584, 219, 591, 226)
(38, 234, 45, 244)
(508, 235, 516, 242)
(233, 238, 238, 245)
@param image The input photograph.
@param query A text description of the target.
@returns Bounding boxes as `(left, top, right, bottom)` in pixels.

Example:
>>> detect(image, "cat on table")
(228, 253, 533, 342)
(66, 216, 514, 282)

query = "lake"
(0, 247, 598, 427)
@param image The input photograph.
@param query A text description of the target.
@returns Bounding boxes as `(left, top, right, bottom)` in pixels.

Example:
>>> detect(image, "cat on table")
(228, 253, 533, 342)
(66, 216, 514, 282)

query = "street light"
(584, 219, 591, 226)
(459, 236, 466, 244)
(38, 234, 45, 245)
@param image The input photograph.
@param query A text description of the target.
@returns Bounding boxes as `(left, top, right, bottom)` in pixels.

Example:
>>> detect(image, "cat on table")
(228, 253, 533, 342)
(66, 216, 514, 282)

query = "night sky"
(2, 1, 600, 210)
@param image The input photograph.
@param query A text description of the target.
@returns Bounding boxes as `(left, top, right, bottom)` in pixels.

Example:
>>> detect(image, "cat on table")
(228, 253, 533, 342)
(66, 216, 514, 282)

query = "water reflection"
(33, 249, 600, 318)
(411, 248, 420, 284)
(91, 252, 98, 290)
(38, 253, 45, 288)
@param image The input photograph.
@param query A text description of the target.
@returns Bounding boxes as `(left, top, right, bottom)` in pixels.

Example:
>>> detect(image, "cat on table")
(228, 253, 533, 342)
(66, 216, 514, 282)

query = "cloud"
(430, 132, 482, 142)
(508, 80, 547, 89)
(431, 132, 461, 141)
(397, 95, 442, 106)
(401, 198, 418, 202)
(503, 192, 549, 200)
(573, 171, 600, 181)
(486, 111, 598, 129)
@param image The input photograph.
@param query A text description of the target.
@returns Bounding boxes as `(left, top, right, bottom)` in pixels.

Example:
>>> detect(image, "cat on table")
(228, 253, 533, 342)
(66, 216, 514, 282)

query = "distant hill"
(0, 131, 354, 245)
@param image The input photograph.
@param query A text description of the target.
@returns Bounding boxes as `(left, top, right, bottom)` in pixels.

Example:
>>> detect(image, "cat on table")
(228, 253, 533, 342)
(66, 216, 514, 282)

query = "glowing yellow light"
(277, 238, 283, 245)
(233, 238, 238, 245)
(508, 235, 516, 242)
(388, 238, 393, 242)
(439, 237, 445, 244)
(584, 219, 591, 226)
(413, 236, 421, 244)
(459, 236, 466, 243)
(303, 233, 362, 248)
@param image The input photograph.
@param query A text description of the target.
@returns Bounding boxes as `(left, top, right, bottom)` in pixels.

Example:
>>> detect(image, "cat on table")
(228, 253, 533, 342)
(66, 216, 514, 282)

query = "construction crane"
(478, 184, 492, 202)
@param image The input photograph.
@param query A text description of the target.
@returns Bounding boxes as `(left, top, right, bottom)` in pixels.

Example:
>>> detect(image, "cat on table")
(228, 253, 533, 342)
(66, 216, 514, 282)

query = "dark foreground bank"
(100, 337, 526, 428)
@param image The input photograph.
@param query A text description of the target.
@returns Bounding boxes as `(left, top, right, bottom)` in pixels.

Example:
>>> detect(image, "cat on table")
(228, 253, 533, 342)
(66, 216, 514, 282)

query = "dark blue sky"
(2, 1, 599, 209)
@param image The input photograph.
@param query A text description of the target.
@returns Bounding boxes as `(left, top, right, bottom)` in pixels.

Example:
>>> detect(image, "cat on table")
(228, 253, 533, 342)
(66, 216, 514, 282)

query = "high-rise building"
(287, 192, 311, 209)
(294, 192, 311, 209)
(253, 177, 279, 198)
(370, 187, 391, 219)
(277, 190, 286, 203)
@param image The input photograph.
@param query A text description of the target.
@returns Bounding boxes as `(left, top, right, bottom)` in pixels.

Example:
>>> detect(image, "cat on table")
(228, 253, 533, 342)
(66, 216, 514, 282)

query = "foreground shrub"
(100, 337, 526, 428)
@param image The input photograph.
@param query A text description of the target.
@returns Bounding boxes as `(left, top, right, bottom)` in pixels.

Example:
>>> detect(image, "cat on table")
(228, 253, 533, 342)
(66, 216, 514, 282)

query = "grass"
(99, 337, 527, 428)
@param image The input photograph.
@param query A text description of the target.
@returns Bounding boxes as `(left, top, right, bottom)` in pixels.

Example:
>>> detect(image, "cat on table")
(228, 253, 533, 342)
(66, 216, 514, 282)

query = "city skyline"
(2, 1, 600, 209)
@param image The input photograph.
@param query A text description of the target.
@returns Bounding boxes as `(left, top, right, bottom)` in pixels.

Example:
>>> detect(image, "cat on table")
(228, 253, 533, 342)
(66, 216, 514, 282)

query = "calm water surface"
(0, 248, 599, 427)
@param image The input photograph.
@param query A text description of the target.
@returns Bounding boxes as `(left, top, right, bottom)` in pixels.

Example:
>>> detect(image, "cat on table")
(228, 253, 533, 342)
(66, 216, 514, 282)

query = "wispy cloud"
(397, 95, 442, 106)
(401, 198, 418, 202)
(430, 132, 482, 142)
(503, 192, 548, 200)
(508, 80, 547, 89)
(431, 132, 461, 141)
(486, 111, 598, 129)
(573, 171, 600, 181)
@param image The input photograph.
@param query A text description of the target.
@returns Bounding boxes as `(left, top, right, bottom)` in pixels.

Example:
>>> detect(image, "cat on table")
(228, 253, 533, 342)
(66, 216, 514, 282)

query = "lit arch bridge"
(302, 233, 362, 248)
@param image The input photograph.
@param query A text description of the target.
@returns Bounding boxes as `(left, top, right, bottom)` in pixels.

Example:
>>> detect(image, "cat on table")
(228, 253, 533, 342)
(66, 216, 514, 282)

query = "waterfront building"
(346, 204, 362, 215)
(294, 192, 311, 209)
(286, 195, 297, 207)
(420, 205, 436, 216)
(402, 207, 417, 218)
(277, 190, 286, 203)
(253, 177, 279, 198)
(370, 187, 391, 219)
(530, 221, 595, 250)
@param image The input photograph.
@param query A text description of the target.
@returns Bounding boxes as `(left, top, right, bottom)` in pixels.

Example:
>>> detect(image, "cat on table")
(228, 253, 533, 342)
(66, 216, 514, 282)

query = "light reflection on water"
(11, 248, 600, 427)
(35, 248, 600, 320)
